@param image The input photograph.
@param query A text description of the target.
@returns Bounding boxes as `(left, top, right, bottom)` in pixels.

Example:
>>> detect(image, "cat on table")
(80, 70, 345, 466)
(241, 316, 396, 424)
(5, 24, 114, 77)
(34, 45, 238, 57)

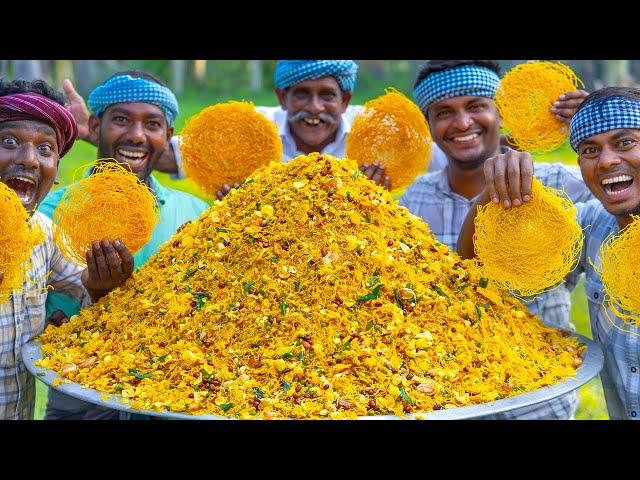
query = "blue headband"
(413, 65, 500, 112)
(570, 96, 640, 151)
(274, 60, 358, 92)
(88, 74, 179, 126)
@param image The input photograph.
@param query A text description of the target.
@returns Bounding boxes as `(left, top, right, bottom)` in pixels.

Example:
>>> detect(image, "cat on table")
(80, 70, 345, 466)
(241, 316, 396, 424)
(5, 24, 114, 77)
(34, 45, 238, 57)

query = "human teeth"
(453, 133, 478, 142)
(118, 149, 146, 158)
(12, 176, 35, 185)
(303, 118, 320, 125)
(602, 175, 633, 185)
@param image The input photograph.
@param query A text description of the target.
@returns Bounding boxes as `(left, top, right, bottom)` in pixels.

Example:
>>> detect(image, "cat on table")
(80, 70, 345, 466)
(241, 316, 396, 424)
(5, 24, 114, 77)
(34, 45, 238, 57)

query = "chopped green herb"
(294, 281, 301, 292)
(393, 287, 404, 309)
(216, 227, 229, 233)
(219, 402, 234, 412)
(253, 388, 265, 399)
(183, 267, 200, 280)
(270, 257, 280, 263)
(243, 280, 255, 294)
(475, 304, 483, 322)
(479, 277, 489, 288)
(283, 380, 292, 392)
(280, 301, 289, 316)
(398, 386, 415, 406)
(194, 292, 209, 309)
(357, 283, 384, 303)
(128, 368, 153, 379)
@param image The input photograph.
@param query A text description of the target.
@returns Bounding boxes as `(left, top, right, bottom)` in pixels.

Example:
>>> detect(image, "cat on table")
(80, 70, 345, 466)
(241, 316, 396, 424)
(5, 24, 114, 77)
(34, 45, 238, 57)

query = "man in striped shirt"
(458, 86, 640, 420)
(400, 60, 592, 419)
(0, 79, 135, 419)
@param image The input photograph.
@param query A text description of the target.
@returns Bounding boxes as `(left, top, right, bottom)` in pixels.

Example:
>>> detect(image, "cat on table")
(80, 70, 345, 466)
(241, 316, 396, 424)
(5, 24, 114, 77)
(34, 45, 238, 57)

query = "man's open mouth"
(601, 174, 634, 196)
(116, 148, 149, 169)
(4, 176, 37, 206)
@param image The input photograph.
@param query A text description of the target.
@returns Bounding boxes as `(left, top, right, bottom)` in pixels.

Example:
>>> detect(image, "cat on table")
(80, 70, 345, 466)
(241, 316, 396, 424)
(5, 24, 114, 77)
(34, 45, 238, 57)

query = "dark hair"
(414, 60, 501, 89)
(0, 78, 66, 105)
(104, 69, 168, 88)
(574, 86, 640, 114)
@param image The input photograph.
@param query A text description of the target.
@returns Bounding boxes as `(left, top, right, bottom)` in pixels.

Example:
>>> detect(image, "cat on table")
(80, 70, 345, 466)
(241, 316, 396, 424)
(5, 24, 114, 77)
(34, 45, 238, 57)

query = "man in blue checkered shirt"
(458, 86, 640, 420)
(400, 60, 593, 419)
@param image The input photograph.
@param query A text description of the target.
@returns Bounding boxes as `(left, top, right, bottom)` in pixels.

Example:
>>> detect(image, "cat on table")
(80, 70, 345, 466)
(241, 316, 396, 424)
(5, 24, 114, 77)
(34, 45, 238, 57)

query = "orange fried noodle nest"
(52, 161, 159, 266)
(346, 88, 432, 190)
(179, 101, 282, 196)
(599, 215, 640, 328)
(474, 178, 584, 297)
(0, 182, 44, 303)
(495, 61, 584, 153)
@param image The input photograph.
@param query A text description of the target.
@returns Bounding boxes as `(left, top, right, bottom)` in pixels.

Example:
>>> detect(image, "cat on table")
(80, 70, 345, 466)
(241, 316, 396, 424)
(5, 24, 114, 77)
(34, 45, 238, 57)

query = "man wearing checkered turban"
(0, 79, 135, 419)
(457, 86, 640, 420)
(401, 60, 594, 420)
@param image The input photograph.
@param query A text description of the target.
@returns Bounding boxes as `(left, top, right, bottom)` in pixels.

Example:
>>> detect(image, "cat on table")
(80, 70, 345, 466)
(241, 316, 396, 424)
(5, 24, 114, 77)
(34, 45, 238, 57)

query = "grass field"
(32, 92, 608, 420)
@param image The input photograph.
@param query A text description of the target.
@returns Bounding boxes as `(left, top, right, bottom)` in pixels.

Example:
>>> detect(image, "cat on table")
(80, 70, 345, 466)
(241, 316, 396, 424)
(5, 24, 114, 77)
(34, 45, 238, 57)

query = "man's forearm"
(457, 192, 490, 259)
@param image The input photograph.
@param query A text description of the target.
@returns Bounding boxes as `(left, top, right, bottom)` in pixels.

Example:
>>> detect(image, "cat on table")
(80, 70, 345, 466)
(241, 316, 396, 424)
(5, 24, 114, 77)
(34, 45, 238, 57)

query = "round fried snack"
(495, 61, 584, 153)
(52, 161, 159, 266)
(600, 215, 640, 327)
(0, 182, 44, 303)
(474, 178, 583, 296)
(179, 101, 282, 197)
(346, 88, 432, 190)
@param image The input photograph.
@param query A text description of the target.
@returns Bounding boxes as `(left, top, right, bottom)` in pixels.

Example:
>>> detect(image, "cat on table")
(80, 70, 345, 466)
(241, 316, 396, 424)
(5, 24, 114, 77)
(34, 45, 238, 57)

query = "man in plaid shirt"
(400, 60, 592, 419)
(0, 79, 134, 419)
(458, 86, 640, 420)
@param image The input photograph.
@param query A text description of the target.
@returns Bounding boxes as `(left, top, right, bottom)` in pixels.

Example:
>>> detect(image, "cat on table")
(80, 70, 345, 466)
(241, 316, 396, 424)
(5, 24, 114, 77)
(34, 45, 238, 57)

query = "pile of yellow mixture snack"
(37, 153, 584, 419)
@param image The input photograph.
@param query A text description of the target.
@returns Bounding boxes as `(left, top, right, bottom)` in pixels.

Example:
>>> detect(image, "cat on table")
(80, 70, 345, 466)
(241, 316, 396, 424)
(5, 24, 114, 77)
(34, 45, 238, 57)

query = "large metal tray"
(23, 333, 603, 419)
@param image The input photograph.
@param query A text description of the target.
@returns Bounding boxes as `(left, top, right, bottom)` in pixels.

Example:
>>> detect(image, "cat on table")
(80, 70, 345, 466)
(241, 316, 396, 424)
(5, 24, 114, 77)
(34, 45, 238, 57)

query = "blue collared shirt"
(399, 161, 595, 419)
(576, 200, 640, 420)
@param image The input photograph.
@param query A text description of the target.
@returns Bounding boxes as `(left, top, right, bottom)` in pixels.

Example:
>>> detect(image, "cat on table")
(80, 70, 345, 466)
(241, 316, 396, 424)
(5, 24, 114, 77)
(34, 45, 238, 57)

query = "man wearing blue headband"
(37, 70, 209, 420)
(401, 60, 593, 419)
(458, 86, 640, 420)
(140, 60, 448, 196)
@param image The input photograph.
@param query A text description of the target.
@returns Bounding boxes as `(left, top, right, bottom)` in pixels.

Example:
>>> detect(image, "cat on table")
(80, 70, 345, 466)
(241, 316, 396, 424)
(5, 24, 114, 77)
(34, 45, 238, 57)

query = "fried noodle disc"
(52, 161, 159, 266)
(474, 178, 584, 296)
(0, 182, 44, 303)
(346, 88, 432, 190)
(600, 215, 640, 327)
(495, 61, 584, 153)
(179, 101, 282, 196)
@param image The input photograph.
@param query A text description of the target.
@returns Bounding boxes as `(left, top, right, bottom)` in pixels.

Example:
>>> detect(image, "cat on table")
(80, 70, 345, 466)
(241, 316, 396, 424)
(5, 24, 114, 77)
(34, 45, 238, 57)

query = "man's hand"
(359, 163, 391, 190)
(62, 78, 98, 145)
(550, 89, 589, 125)
(483, 149, 535, 208)
(81, 238, 134, 302)
(47, 309, 70, 327)
(216, 182, 241, 201)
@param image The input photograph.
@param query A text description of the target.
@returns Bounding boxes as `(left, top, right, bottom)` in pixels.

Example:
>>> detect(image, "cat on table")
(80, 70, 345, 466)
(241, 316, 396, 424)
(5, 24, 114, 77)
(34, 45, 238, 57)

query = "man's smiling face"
(92, 102, 172, 182)
(277, 76, 351, 154)
(427, 95, 502, 170)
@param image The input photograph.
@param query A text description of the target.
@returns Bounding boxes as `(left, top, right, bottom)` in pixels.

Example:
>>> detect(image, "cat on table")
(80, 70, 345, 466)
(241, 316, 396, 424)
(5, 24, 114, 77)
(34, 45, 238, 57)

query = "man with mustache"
(458, 86, 640, 420)
(38, 70, 209, 420)
(0, 78, 134, 419)
(399, 60, 594, 419)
